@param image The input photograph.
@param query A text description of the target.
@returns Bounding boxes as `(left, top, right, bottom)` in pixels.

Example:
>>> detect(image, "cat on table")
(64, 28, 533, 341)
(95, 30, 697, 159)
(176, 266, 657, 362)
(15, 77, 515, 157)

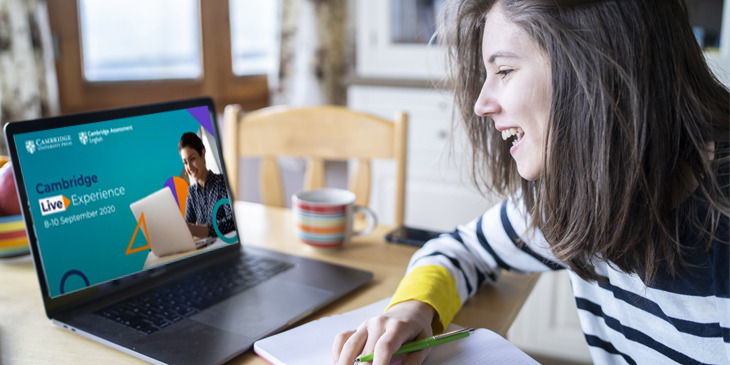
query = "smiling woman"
(447, 0, 729, 284)
(178, 132, 235, 239)
(473, 6, 551, 181)
(332, 1, 730, 364)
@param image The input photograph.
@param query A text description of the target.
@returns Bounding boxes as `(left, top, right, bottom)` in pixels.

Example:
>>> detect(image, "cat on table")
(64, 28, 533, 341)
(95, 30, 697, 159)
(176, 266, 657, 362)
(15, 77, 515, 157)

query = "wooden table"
(0, 202, 539, 364)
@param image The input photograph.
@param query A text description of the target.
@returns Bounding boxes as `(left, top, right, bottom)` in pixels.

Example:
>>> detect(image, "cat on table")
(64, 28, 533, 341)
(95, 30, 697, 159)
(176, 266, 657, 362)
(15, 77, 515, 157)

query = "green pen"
(354, 328, 474, 364)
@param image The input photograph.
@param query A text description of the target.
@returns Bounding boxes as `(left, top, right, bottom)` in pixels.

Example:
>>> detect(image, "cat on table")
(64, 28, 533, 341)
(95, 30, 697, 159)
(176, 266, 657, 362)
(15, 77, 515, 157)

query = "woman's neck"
(197, 169, 209, 188)
(670, 162, 698, 209)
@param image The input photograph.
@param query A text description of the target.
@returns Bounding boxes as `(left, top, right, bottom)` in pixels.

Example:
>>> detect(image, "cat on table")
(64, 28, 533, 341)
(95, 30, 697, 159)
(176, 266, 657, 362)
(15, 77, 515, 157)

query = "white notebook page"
(253, 297, 539, 365)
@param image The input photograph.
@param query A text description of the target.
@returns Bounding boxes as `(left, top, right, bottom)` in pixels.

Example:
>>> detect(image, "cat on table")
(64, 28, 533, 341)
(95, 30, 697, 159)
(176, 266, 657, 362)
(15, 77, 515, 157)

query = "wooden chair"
(223, 105, 408, 226)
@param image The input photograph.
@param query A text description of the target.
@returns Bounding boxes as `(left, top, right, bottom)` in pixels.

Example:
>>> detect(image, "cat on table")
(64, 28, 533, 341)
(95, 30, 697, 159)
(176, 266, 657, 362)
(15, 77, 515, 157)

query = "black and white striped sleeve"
(406, 197, 565, 303)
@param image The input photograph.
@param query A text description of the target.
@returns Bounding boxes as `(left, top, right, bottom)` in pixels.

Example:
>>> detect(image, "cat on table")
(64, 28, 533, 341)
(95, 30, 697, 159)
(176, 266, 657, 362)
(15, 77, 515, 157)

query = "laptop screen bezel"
(3, 97, 243, 318)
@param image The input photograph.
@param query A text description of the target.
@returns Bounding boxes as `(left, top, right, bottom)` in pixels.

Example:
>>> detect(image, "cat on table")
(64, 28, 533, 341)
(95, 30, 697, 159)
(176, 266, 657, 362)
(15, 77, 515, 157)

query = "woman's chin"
(516, 165, 541, 181)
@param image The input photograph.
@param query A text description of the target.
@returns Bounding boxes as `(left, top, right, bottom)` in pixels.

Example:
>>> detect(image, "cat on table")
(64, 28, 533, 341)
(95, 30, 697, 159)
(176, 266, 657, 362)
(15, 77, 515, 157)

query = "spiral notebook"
(253, 298, 539, 365)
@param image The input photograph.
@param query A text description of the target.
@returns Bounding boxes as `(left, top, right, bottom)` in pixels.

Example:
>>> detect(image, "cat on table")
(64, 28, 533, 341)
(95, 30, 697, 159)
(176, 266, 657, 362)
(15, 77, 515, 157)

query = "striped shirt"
(184, 170, 236, 237)
(390, 198, 730, 364)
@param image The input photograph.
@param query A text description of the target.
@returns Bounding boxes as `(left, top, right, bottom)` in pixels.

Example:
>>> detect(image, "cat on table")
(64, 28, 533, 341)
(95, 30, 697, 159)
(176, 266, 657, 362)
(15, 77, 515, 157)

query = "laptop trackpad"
(189, 279, 334, 339)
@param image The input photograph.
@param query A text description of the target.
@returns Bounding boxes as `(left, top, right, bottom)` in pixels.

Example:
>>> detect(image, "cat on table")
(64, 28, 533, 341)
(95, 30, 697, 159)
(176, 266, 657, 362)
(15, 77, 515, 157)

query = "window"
(49, 0, 276, 114)
(79, 0, 202, 82)
(390, 0, 446, 44)
(230, 0, 278, 76)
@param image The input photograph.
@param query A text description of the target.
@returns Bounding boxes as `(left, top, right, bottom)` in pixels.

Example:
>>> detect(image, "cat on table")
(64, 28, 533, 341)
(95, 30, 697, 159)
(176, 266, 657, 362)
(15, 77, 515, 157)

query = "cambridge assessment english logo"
(26, 140, 36, 154)
(79, 132, 88, 145)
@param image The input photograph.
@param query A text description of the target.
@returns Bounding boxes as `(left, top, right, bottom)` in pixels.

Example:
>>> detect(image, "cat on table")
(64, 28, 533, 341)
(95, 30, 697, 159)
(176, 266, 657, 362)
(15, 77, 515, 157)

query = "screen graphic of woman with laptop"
(178, 132, 235, 239)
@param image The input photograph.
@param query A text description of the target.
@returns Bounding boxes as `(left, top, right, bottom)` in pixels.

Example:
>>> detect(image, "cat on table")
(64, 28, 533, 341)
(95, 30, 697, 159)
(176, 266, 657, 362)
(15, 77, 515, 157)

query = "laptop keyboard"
(95, 254, 294, 334)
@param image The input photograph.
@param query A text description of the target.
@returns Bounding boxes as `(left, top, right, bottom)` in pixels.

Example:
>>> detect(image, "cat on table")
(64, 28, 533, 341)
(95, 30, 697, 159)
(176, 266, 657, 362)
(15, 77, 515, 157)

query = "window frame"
(48, 0, 269, 114)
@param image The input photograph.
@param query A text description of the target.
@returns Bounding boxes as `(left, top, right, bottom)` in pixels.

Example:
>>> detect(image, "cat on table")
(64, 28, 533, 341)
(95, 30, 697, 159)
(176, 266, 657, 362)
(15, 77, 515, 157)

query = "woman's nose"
(474, 84, 500, 117)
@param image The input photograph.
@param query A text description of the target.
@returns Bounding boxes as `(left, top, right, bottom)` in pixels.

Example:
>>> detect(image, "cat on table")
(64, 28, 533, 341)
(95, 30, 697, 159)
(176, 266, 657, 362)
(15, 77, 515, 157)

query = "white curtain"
(0, 0, 59, 154)
(271, 0, 351, 106)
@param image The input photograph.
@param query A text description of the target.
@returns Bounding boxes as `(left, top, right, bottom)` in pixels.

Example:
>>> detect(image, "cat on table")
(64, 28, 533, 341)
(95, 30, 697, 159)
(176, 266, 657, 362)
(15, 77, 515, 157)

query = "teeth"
(500, 127, 524, 141)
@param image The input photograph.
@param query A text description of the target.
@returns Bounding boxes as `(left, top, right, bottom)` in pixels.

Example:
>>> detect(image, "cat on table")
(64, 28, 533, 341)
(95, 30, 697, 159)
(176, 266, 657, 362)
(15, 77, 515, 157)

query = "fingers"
(372, 323, 421, 365)
(398, 349, 431, 365)
(336, 316, 406, 365)
(332, 329, 356, 364)
(361, 318, 387, 359)
(372, 320, 432, 365)
(337, 325, 368, 365)
(332, 301, 435, 365)
(397, 332, 431, 365)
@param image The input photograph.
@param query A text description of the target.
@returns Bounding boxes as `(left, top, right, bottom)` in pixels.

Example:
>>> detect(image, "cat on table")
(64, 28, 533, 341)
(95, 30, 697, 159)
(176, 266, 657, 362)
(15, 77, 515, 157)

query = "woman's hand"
(332, 300, 435, 365)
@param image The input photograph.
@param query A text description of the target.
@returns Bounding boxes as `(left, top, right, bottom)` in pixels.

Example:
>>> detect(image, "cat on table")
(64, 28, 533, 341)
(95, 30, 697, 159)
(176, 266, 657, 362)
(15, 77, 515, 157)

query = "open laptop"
(130, 187, 198, 257)
(4, 98, 373, 365)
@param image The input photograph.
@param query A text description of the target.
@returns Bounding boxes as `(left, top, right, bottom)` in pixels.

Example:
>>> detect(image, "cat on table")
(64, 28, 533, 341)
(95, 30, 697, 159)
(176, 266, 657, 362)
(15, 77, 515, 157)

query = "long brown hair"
(438, 0, 730, 283)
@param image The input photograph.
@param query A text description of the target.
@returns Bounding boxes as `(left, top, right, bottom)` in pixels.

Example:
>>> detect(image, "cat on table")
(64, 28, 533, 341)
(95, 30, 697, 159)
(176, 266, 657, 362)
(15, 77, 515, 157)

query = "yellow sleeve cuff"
(386, 265, 462, 334)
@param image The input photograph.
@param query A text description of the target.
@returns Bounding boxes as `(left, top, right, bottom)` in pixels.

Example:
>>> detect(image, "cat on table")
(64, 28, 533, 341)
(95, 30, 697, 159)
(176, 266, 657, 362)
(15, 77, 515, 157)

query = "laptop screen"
(12, 105, 238, 298)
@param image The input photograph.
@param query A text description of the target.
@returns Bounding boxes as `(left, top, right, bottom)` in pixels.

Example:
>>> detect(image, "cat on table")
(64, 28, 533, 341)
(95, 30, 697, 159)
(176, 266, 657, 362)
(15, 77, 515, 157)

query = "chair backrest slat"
(260, 156, 285, 207)
(304, 157, 326, 191)
(348, 158, 371, 208)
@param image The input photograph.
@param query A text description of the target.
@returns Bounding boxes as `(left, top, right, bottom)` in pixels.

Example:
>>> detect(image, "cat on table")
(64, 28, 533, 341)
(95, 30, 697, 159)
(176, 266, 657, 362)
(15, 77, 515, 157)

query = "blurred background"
(5, 0, 722, 143)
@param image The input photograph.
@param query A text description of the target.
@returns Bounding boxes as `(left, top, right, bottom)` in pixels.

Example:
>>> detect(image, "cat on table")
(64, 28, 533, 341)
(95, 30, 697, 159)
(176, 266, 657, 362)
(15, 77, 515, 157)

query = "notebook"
(254, 298, 540, 365)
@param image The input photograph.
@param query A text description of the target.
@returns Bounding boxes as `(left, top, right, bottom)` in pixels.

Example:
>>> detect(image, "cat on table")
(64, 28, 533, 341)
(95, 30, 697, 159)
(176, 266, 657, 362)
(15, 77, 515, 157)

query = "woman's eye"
(497, 69, 513, 78)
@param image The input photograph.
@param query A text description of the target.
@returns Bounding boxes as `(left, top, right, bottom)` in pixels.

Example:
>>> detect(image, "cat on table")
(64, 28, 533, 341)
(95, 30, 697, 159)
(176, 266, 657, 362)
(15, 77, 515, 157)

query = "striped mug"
(292, 188, 377, 248)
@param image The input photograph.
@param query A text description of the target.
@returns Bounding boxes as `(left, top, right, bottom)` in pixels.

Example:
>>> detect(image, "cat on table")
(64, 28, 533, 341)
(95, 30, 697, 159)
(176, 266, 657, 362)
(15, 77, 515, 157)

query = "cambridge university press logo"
(78, 132, 88, 145)
(25, 140, 36, 154)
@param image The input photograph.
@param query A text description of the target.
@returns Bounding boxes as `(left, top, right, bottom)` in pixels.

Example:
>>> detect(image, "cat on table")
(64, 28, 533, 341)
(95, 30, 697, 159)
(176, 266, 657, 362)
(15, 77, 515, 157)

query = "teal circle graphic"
(213, 198, 237, 243)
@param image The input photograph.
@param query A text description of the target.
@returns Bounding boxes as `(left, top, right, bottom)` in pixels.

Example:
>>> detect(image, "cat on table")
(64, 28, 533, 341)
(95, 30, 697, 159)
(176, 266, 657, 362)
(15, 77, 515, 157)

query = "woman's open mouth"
(501, 127, 524, 146)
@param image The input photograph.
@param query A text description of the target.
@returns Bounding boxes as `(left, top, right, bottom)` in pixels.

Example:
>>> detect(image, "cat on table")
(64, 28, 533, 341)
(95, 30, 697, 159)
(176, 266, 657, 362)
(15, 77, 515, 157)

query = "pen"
(353, 328, 474, 363)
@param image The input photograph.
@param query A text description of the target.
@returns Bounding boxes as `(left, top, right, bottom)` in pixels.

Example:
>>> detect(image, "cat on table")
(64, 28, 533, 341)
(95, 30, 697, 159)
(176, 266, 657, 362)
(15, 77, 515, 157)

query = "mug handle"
(352, 205, 378, 236)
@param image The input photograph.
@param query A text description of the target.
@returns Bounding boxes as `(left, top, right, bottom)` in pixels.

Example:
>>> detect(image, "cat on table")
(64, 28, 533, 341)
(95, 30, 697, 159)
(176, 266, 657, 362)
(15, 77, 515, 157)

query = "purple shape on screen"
(164, 177, 180, 209)
(186, 106, 215, 137)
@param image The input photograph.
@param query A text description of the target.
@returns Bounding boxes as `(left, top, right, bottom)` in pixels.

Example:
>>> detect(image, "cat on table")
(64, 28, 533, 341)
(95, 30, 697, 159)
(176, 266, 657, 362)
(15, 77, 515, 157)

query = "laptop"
(4, 98, 373, 365)
(130, 187, 197, 258)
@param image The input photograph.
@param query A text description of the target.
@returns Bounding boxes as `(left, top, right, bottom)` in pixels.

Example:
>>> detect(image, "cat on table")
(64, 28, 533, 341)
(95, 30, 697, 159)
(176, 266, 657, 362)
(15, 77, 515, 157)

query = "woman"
(333, 0, 729, 364)
(179, 132, 236, 238)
